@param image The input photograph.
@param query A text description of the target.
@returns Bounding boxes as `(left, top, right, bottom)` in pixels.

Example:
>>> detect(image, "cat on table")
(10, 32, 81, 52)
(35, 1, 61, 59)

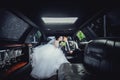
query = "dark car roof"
(0, 0, 119, 38)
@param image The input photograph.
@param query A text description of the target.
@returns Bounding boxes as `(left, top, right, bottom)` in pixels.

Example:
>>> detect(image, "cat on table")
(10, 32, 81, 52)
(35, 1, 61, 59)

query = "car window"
(76, 30, 86, 41)
(25, 30, 41, 44)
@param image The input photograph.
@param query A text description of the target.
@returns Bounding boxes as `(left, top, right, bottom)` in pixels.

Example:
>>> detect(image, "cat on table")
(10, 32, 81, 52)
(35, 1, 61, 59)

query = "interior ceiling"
(0, 0, 116, 36)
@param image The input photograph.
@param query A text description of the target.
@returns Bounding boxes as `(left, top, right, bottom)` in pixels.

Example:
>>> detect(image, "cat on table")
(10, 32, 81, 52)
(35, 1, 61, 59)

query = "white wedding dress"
(30, 39, 69, 79)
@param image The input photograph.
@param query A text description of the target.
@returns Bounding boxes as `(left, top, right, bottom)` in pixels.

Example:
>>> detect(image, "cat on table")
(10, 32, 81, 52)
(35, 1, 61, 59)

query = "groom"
(59, 36, 74, 55)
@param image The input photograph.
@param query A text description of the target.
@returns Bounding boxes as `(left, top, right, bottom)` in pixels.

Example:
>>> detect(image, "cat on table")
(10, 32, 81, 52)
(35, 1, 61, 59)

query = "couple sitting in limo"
(30, 36, 69, 79)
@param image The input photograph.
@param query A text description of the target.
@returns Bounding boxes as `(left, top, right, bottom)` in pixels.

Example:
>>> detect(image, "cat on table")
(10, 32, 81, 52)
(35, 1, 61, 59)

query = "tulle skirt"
(30, 44, 69, 79)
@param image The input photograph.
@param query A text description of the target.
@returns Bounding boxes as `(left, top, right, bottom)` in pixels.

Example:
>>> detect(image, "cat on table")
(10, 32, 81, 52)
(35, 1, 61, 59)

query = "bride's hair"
(55, 36, 60, 40)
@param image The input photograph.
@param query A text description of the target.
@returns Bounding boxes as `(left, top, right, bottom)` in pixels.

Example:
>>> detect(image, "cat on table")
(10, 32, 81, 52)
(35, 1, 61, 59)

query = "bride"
(30, 36, 69, 79)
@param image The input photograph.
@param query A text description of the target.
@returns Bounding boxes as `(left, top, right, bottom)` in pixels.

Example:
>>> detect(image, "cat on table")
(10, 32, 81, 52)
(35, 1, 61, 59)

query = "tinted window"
(0, 10, 29, 41)
(25, 30, 41, 43)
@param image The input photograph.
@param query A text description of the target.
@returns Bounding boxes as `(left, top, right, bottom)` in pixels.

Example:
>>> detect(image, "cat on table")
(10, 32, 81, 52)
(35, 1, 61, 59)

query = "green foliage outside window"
(76, 30, 86, 41)
(35, 31, 41, 38)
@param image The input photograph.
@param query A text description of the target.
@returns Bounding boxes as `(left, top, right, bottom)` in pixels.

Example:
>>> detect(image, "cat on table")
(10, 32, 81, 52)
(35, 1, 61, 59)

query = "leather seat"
(58, 63, 87, 80)
(58, 39, 120, 80)
(84, 39, 120, 76)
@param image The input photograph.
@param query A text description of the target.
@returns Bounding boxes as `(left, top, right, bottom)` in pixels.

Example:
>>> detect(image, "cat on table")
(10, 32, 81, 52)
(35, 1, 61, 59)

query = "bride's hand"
(54, 41, 59, 48)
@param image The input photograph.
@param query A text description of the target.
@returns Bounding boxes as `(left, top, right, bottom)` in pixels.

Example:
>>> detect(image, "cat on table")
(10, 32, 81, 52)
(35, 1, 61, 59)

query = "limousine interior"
(0, 0, 120, 80)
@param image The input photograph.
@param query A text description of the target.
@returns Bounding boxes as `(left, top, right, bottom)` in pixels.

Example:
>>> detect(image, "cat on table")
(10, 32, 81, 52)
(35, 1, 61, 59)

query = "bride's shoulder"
(48, 39, 56, 44)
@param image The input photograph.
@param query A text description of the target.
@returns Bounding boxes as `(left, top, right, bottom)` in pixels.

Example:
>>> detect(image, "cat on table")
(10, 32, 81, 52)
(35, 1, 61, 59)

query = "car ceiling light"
(41, 17, 78, 24)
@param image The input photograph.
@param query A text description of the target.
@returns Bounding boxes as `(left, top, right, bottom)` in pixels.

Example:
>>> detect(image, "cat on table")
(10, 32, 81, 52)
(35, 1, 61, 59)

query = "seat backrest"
(84, 39, 120, 75)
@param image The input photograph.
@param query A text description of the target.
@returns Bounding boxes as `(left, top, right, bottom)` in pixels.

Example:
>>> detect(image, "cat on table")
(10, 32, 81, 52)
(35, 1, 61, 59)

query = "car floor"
(27, 63, 94, 80)
(14, 62, 117, 80)
(28, 75, 58, 80)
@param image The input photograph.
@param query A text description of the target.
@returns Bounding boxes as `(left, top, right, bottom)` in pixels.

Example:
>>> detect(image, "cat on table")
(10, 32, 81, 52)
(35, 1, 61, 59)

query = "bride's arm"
(48, 39, 55, 44)
(54, 40, 59, 48)
(47, 39, 59, 48)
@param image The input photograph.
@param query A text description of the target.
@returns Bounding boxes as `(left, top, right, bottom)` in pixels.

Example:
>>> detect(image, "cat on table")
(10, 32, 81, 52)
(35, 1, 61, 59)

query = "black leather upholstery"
(58, 63, 89, 80)
(58, 62, 98, 80)
(84, 39, 120, 74)
(58, 39, 120, 80)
